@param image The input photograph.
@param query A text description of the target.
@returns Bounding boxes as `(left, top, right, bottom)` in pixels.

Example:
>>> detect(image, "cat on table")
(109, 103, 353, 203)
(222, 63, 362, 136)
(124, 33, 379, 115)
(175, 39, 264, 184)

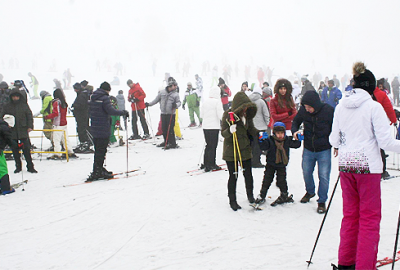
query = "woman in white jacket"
(200, 86, 224, 172)
(329, 62, 400, 270)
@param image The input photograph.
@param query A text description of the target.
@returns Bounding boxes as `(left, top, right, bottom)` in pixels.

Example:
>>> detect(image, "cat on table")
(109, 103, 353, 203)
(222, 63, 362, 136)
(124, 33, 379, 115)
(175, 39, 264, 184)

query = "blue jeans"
(302, 148, 331, 203)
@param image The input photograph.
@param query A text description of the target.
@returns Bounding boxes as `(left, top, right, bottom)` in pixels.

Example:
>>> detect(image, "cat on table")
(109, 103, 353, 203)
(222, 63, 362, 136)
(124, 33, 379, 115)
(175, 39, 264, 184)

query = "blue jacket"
(89, 89, 124, 138)
(321, 86, 342, 108)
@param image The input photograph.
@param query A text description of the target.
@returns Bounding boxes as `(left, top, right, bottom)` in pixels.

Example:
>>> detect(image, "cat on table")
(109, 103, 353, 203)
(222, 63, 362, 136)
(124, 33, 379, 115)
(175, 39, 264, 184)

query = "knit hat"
(81, 80, 88, 87)
(273, 122, 286, 133)
(0, 81, 8, 89)
(168, 77, 177, 86)
(127, 79, 133, 85)
(39, 91, 49, 99)
(262, 87, 272, 97)
(218, 77, 225, 86)
(352, 62, 376, 95)
(73, 82, 82, 91)
(100, 81, 111, 91)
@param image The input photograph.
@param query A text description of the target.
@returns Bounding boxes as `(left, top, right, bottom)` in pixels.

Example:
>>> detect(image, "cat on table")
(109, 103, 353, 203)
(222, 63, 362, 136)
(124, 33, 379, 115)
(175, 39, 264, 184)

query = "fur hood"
(230, 92, 257, 119)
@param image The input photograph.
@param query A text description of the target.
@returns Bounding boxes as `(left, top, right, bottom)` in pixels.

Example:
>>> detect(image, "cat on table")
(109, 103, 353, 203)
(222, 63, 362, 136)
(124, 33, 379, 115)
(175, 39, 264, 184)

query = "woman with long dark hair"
(45, 89, 77, 159)
(269, 79, 297, 131)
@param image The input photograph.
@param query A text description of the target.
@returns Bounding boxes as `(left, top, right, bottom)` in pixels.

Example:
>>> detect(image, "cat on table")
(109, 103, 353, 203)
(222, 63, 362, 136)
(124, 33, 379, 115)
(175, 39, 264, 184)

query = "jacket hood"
(231, 92, 257, 119)
(91, 88, 109, 100)
(209, 86, 220, 99)
(340, 88, 371, 109)
(301, 90, 323, 112)
(249, 92, 262, 102)
(9, 88, 25, 103)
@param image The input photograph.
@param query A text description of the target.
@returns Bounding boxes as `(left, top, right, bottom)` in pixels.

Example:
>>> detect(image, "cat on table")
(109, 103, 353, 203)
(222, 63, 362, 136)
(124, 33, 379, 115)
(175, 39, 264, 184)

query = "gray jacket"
(249, 92, 270, 130)
(148, 87, 181, 114)
(116, 94, 125, 110)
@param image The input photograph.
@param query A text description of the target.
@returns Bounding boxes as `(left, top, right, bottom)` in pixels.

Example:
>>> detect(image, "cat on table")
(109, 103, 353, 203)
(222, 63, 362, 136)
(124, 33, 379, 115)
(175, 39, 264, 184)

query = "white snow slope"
(1, 75, 400, 270)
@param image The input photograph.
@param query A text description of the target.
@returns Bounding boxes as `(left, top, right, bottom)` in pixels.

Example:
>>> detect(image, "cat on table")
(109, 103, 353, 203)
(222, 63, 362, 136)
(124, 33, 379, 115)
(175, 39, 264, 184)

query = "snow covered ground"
(1, 74, 400, 270)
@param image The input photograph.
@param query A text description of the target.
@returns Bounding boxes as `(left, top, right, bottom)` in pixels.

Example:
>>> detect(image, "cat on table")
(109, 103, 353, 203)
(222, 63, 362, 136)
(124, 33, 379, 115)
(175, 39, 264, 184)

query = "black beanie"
(81, 80, 88, 87)
(352, 62, 376, 95)
(242, 81, 248, 87)
(218, 77, 225, 86)
(100, 82, 111, 91)
(127, 79, 133, 85)
(73, 82, 82, 91)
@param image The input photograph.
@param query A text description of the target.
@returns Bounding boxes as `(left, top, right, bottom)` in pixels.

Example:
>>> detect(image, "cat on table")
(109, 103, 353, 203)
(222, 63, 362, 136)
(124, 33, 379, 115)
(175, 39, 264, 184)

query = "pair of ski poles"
(228, 112, 242, 176)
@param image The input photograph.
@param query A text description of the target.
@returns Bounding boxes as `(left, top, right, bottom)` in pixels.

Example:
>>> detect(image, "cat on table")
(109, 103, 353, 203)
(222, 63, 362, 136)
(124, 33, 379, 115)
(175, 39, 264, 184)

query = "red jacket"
(221, 86, 231, 105)
(128, 83, 146, 111)
(270, 95, 297, 130)
(374, 87, 397, 124)
(45, 100, 67, 126)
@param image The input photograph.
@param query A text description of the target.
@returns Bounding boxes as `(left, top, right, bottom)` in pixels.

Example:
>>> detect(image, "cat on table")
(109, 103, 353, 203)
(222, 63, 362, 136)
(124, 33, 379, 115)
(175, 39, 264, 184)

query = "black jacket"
(0, 120, 15, 151)
(259, 136, 301, 167)
(72, 89, 89, 118)
(291, 90, 334, 152)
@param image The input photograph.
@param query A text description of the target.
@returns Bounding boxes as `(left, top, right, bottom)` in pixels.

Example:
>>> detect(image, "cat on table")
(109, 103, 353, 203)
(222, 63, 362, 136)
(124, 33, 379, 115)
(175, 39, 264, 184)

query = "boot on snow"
(229, 195, 242, 211)
(331, 263, 355, 269)
(270, 192, 294, 206)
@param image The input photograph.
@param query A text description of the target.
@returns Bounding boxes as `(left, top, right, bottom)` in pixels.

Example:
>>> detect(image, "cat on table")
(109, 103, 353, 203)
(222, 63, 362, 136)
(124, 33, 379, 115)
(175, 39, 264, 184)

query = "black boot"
(271, 192, 294, 206)
(0, 175, 11, 192)
(229, 194, 241, 211)
(331, 263, 355, 269)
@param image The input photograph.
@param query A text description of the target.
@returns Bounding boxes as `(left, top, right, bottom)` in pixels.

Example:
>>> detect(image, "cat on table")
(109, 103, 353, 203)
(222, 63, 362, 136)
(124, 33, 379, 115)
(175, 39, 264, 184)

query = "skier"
(270, 79, 297, 131)
(182, 82, 202, 127)
(127, 79, 151, 140)
(329, 62, 400, 270)
(321, 80, 342, 109)
(200, 86, 224, 172)
(71, 83, 91, 153)
(255, 122, 301, 206)
(0, 88, 37, 173)
(249, 86, 270, 168)
(45, 89, 77, 160)
(146, 77, 181, 149)
(291, 90, 334, 213)
(27, 72, 39, 99)
(218, 78, 231, 111)
(221, 91, 258, 211)
(116, 90, 126, 130)
(38, 91, 54, 150)
(87, 82, 129, 181)
(0, 116, 17, 195)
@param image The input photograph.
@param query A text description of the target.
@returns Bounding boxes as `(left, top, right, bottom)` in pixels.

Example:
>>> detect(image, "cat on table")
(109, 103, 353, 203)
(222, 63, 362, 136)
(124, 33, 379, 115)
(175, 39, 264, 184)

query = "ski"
(189, 166, 227, 176)
(250, 203, 263, 211)
(382, 175, 400, 180)
(187, 164, 226, 174)
(11, 180, 28, 189)
(63, 170, 145, 187)
(376, 250, 400, 268)
(111, 168, 141, 176)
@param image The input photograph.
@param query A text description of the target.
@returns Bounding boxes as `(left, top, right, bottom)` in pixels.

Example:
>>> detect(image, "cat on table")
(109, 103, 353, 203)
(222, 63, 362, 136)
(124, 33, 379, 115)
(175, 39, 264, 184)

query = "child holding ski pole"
(221, 92, 258, 211)
(255, 122, 301, 206)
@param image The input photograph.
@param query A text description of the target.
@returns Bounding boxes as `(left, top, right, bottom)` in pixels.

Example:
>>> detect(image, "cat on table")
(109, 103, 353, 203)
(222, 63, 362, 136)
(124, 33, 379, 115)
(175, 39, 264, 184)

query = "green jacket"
(40, 95, 53, 123)
(183, 88, 199, 108)
(221, 92, 258, 162)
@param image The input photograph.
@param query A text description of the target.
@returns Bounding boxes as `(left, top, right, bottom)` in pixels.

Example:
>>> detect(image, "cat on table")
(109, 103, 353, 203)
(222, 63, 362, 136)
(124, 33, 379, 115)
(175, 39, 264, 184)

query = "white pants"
(53, 125, 72, 156)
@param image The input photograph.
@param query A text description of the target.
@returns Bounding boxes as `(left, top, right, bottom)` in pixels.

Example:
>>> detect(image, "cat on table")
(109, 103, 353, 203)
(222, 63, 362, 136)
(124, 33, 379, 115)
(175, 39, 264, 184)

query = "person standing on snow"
(27, 72, 39, 99)
(270, 79, 297, 131)
(146, 77, 181, 149)
(200, 86, 224, 172)
(38, 91, 54, 150)
(291, 90, 334, 213)
(221, 92, 258, 211)
(300, 75, 315, 96)
(332, 74, 340, 90)
(87, 82, 129, 181)
(218, 78, 231, 111)
(329, 62, 400, 270)
(391, 76, 400, 106)
(182, 82, 202, 127)
(116, 90, 126, 130)
(71, 83, 91, 153)
(127, 79, 151, 140)
(321, 80, 342, 109)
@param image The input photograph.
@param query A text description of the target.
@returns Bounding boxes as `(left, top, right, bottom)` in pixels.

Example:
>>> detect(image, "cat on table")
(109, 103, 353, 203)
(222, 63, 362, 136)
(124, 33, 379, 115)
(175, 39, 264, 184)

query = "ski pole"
(164, 114, 174, 150)
(133, 102, 140, 138)
(125, 116, 129, 177)
(392, 207, 400, 270)
(228, 112, 238, 175)
(145, 107, 156, 145)
(307, 174, 341, 267)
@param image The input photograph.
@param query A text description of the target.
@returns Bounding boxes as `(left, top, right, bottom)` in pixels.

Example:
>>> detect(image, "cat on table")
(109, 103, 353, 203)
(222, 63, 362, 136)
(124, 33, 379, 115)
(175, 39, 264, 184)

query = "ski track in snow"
(0, 74, 400, 270)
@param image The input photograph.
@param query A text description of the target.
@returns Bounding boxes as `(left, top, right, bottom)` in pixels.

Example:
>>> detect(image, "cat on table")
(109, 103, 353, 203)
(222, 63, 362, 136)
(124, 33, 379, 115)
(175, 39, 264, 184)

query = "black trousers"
(381, 149, 387, 173)
(161, 114, 176, 146)
(132, 109, 149, 136)
(93, 138, 109, 171)
(203, 129, 219, 168)
(251, 135, 262, 166)
(260, 164, 288, 197)
(223, 103, 229, 112)
(75, 115, 89, 143)
(226, 159, 254, 200)
(11, 138, 34, 170)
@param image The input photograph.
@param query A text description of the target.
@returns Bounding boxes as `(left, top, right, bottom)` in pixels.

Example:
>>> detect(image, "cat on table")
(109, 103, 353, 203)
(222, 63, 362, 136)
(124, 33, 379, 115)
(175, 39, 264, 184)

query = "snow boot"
(381, 170, 391, 180)
(331, 264, 355, 269)
(27, 167, 38, 173)
(129, 135, 142, 140)
(188, 122, 197, 127)
(211, 164, 222, 170)
(317, 202, 326, 214)
(247, 190, 255, 204)
(255, 194, 266, 205)
(102, 167, 113, 177)
(1, 188, 15, 195)
(271, 192, 294, 206)
(300, 192, 315, 203)
(165, 144, 179, 150)
(14, 167, 22, 174)
(157, 142, 166, 148)
(142, 134, 152, 140)
(229, 195, 241, 211)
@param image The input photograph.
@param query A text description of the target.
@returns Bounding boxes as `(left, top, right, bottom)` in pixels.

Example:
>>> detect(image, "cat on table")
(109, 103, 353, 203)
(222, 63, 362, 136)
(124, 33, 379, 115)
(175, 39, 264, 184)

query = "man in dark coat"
(72, 82, 91, 153)
(291, 90, 334, 213)
(0, 89, 36, 173)
(87, 82, 129, 181)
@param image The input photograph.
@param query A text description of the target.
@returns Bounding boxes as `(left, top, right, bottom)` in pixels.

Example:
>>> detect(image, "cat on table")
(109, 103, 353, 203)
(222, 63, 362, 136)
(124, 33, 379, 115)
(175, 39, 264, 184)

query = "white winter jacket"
(329, 88, 400, 174)
(200, 86, 224, 130)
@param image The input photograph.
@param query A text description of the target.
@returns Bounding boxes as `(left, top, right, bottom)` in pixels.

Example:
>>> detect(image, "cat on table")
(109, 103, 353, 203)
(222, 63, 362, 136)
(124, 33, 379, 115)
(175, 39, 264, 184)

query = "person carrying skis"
(221, 91, 258, 211)
(87, 82, 129, 181)
(329, 62, 400, 270)
(182, 82, 202, 127)
(255, 122, 301, 206)
(0, 116, 18, 195)
(71, 83, 91, 153)
(127, 79, 150, 140)
(146, 77, 181, 149)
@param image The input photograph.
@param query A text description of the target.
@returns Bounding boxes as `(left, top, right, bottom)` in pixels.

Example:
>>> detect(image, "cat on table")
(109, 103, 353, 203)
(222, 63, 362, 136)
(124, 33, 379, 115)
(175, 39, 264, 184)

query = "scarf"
(273, 135, 288, 165)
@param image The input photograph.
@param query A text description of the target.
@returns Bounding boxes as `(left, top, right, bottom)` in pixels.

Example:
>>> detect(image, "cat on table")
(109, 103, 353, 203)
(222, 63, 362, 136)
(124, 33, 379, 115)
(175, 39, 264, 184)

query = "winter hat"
(187, 82, 192, 86)
(273, 122, 286, 133)
(301, 90, 323, 112)
(73, 82, 82, 91)
(301, 75, 308, 82)
(39, 91, 49, 99)
(3, 114, 15, 127)
(263, 82, 269, 87)
(14, 80, 22, 87)
(274, 78, 293, 95)
(352, 62, 376, 95)
(81, 80, 88, 87)
(262, 87, 273, 97)
(218, 77, 225, 86)
(242, 81, 248, 87)
(127, 79, 133, 85)
(0, 81, 8, 89)
(377, 78, 385, 87)
(100, 81, 111, 91)
(118, 90, 123, 94)
(253, 86, 262, 95)
(168, 77, 177, 86)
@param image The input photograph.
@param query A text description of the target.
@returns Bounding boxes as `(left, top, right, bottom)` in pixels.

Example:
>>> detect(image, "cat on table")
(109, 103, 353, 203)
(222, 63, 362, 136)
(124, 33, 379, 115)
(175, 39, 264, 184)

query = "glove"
(133, 98, 139, 103)
(288, 111, 293, 116)
(258, 131, 269, 142)
(172, 103, 177, 109)
(18, 142, 24, 149)
(297, 134, 304, 141)
(122, 110, 129, 118)
(115, 120, 120, 127)
(182, 104, 185, 110)
(145, 102, 149, 107)
(229, 124, 237, 134)
(196, 100, 200, 107)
